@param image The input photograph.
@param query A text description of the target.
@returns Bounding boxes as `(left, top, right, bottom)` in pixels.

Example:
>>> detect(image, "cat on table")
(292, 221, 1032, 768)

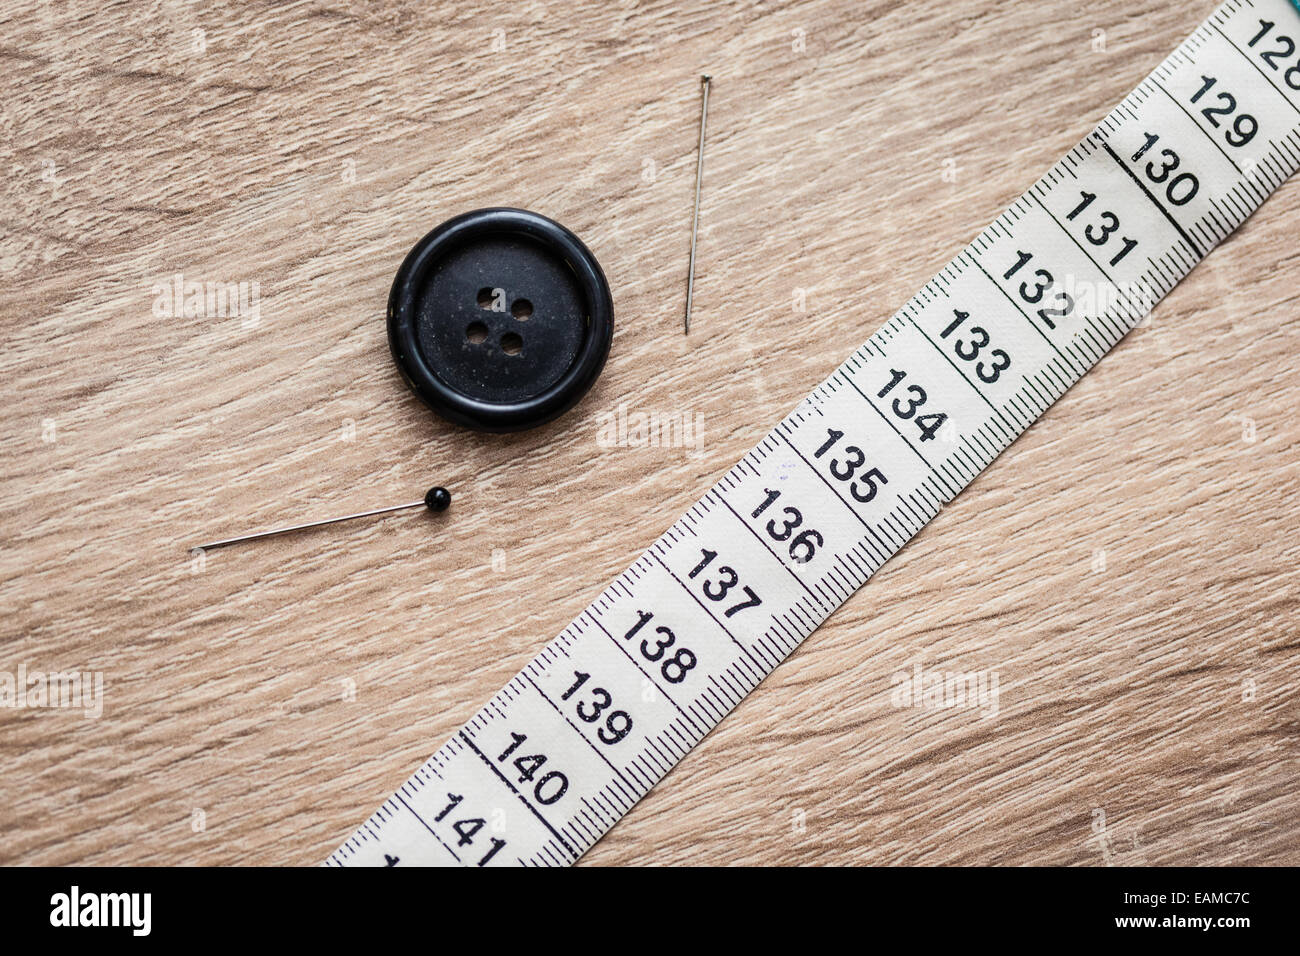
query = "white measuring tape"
(328, 0, 1300, 866)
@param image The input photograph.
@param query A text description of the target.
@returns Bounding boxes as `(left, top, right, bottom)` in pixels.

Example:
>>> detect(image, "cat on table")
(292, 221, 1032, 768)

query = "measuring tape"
(328, 0, 1300, 866)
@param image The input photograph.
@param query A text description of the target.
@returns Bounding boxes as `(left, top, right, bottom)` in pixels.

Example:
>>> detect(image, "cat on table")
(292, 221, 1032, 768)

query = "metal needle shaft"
(685, 74, 712, 336)
(193, 500, 427, 552)
(192, 486, 451, 552)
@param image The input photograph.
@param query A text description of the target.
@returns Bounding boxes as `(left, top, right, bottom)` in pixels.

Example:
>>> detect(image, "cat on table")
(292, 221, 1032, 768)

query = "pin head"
(424, 486, 452, 512)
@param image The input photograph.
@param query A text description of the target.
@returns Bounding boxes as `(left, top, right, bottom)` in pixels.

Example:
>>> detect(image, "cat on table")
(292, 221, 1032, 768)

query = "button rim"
(387, 207, 614, 433)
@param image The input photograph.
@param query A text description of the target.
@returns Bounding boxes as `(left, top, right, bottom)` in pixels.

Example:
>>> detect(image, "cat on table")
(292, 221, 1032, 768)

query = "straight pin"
(685, 73, 712, 336)
(192, 486, 450, 552)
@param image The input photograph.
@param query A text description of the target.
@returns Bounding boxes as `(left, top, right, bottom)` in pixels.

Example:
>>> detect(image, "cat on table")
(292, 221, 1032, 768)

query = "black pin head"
(424, 486, 452, 512)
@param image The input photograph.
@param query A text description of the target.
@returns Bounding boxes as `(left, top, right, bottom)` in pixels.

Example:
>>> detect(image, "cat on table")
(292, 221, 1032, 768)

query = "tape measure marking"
(329, 0, 1300, 867)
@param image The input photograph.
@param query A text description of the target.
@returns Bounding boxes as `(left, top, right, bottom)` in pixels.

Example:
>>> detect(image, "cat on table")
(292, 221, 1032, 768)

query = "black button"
(387, 208, 614, 432)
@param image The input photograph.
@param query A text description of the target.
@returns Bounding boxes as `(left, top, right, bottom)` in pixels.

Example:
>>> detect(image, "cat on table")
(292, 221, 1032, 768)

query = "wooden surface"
(1, 0, 1297, 867)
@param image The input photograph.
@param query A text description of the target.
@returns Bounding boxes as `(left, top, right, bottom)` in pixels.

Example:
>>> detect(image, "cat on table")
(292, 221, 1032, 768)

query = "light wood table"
(1, 0, 1296, 866)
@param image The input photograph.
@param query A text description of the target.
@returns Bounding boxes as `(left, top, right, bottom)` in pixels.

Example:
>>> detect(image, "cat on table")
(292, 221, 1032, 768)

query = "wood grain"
(1, 0, 1297, 867)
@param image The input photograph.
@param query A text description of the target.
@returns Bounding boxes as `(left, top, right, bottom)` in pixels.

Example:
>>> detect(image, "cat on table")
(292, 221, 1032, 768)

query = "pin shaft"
(685, 74, 712, 336)
(193, 500, 426, 552)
